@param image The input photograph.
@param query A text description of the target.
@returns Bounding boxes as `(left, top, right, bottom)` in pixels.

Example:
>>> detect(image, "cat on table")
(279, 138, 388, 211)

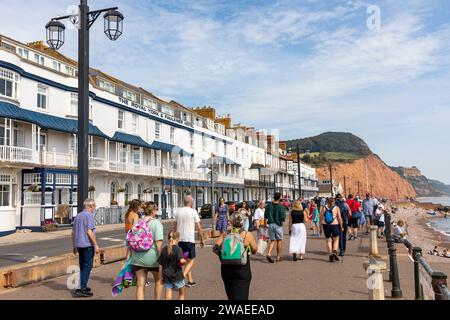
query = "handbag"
(257, 239, 268, 256)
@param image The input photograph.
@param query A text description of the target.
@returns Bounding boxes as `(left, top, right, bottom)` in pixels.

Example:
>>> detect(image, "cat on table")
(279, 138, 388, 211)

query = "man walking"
(174, 195, 204, 287)
(265, 192, 286, 263)
(362, 193, 376, 235)
(335, 194, 351, 257)
(72, 199, 100, 297)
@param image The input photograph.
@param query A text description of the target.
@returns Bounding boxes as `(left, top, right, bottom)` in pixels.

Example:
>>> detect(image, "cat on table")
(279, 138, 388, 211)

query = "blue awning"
(0, 101, 109, 139)
(207, 156, 240, 166)
(150, 140, 193, 157)
(111, 131, 153, 149)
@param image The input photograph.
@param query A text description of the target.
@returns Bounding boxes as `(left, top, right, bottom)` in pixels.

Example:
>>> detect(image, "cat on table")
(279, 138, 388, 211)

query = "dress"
(216, 205, 228, 232)
(289, 210, 307, 254)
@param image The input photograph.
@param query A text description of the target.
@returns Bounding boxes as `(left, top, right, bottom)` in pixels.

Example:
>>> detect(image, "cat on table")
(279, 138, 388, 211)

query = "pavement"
(0, 224, 387, 300)
(0, 218, 212, 268)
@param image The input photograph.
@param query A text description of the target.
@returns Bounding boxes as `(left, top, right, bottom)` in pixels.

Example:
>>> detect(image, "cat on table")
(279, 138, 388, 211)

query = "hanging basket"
(117, 186, 125, 193)
(143, 188, 152, 194)
(28, 185, 41, 192)
(88, 185, 96, 192)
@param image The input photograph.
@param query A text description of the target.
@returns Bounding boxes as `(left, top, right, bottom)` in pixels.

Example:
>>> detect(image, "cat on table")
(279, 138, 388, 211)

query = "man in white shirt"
(173, 195, 204, 288)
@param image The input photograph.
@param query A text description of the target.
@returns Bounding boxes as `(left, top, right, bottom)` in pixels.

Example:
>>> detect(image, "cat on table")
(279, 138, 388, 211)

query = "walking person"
(128, 201, 164, 300)
(289, 200, 308, 261)
(239, 201, 251, 232)
(362, 193, 376, 235)
(158, 231, 187, 300)
(346, 194, 361, 240)
(319, 198, 344, 262)
(124, 199, 141, 233)
(72, 199, 100, 297)
(173, 195, 205, 288)
(377, 206, 385, 238)
(335, 194, 351, 257)
(265, 192, 286, 263)
(214, 212, 258, 300)
(253, 200, 266, 240)
(215, 197, 229, 236)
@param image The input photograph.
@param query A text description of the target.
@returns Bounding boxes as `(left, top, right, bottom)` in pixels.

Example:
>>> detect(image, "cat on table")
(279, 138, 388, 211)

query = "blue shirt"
(362, 198, 377, 216)
(73, 210, 96, 248)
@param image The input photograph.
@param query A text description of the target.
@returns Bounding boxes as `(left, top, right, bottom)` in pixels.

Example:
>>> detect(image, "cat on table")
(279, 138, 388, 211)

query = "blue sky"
(2, 0, 450, 184)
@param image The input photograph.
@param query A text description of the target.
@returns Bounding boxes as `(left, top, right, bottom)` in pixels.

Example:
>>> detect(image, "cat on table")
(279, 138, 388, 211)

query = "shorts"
(268, 223, 283, 241)
(373, 217, 380, 226)
(164, 279, 185, 290)
(348, 217, 359, 229)
(378, 221, 385, 227)
(178, 241, 196, 259)
(322, 224, 341, 238)
(365, 215, 373, 224)
(131, 265, 159, 273)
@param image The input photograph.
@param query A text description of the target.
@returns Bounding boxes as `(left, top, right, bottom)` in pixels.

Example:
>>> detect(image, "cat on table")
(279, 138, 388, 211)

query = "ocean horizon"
(416, 196, 450, 207)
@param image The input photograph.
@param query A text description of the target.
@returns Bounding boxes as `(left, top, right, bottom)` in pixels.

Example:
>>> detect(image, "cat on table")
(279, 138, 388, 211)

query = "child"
(377, 208, 385, 238)
(311, 203, 320, 236)
(158, 231, 187, 300)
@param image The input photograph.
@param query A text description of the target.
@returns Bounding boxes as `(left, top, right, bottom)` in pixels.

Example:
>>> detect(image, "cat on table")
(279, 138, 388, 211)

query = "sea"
(417, 197, 450, 238)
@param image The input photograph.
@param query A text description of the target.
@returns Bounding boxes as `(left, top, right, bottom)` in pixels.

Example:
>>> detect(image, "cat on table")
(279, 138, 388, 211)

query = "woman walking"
(253, 200, 266, 239)
(158, 231, 187, 300)
(215, 197, 229, 236)
(319, 198, 344, 262)
(289, 200, 308, 261)
(124, 199, 141, 233)
(214, 212, 258, 300)
(128, 201, 164, 300)
(239, 201, 252, 232)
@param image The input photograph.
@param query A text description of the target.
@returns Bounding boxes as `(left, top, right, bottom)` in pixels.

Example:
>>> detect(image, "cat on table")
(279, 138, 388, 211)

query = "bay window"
(0, 68, 19, 100)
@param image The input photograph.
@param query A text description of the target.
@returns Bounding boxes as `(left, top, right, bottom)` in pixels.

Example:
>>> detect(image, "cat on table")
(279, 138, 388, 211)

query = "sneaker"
(75, 289, 93, 297)
(186, 281, 197, 288)
(329, 255, 335, 262)
(348, 235, 353, 240)
(333, 250, 340, 262)
(364, 231, 369, 236)
(145, 281, 151, 287)
(266, 256, 275, 263)
(339, 251, 345, 257)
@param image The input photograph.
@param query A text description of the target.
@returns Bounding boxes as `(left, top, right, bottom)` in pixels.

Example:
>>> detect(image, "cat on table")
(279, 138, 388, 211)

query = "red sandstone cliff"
(316, 154, 416, 199)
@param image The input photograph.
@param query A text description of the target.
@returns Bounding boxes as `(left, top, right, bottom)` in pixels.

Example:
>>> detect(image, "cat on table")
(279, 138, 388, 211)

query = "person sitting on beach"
(442, 249, 450, 258)
(393, 220, 412, 255)
(428, 246, 440, 256)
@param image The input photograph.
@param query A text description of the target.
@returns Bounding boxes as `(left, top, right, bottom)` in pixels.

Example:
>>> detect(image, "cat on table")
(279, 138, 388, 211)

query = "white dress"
(289, 211, 307, 254)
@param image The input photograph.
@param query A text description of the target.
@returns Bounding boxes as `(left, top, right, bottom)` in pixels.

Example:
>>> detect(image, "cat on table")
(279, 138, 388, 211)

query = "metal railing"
(413, 247, 449, 300)
(94, 206, 127, 225)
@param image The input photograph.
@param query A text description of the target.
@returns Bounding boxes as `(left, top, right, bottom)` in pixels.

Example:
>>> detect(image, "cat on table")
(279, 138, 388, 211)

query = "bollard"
(432, 272, 448, 300)
(387, 232, 403, 298)
(413, 247, 423, 300)
(370, 225, 379, 257)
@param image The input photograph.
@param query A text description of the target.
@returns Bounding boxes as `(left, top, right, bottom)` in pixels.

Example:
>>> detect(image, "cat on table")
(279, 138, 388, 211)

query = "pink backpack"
(126, 218, 153, 252)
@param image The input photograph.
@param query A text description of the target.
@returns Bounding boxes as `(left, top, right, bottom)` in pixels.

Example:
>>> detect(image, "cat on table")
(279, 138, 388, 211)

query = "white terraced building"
(0, 34, 317, 236)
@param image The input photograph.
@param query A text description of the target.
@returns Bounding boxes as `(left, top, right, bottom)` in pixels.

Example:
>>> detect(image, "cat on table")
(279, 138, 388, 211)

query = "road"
(0, 218, 212, 268)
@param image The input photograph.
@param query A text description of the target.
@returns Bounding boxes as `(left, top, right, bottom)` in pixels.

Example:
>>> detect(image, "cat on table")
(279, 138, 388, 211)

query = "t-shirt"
(130, 218, 164, 268)
(175, 207, 200, 243)
(73, 210, 96, 248)
(253, 208, 265, 221)
(265, 202, 286, 227)
(158, 245, 184, 283)
(362, 198, 377, 216)
(347, 199, 361, 213)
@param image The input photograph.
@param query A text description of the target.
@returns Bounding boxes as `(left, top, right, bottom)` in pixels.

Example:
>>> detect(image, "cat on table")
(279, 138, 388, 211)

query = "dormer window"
(98, 79, 115, 94)
(122, 89, 136, 102)
(17, 48, 29, 59)
(52, 60, 61, 72)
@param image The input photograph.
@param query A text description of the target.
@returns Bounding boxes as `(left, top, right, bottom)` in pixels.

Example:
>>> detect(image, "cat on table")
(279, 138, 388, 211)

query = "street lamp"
(288, 144, 302, 200)
(45, 1, 124, 211)
(198, 153, 216, 232)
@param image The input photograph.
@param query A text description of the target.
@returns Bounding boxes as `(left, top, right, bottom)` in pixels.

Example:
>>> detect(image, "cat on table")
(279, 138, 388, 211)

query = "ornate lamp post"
(45, 1, 124, 210)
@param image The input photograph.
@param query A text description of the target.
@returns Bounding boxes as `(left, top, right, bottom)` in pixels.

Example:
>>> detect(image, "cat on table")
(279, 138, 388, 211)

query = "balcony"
(217, 175, 244, 185)
(0, 145, 37, 164)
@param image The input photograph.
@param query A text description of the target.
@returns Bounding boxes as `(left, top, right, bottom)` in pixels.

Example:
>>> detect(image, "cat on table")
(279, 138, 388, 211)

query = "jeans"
(78, 246, 94, 290)
(339, 223, 348, 253)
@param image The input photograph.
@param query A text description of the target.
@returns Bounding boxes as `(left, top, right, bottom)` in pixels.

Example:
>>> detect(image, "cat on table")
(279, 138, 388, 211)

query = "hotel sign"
(118, 97, 194, 129)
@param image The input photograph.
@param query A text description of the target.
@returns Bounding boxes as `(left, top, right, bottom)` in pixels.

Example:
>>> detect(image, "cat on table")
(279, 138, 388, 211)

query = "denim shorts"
(164, 279, 185, 290)
(268, 223, 283, 240)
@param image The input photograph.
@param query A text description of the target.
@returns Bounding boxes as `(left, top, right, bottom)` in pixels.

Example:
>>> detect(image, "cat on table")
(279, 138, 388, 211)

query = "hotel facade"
(0, 35, 318, 236)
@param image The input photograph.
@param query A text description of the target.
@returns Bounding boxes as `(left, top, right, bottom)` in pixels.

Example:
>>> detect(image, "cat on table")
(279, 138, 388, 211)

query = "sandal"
(276, 257, 282, 262)
(299, 255, 304, 260)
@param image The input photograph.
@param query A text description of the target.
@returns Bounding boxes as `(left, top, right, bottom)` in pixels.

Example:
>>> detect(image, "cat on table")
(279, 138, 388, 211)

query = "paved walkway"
(1, 224, 383, 300)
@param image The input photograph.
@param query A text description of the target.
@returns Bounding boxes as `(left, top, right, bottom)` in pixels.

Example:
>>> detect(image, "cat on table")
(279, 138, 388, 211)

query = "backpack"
(126, 217, 154, 252)
(221, 229, 248, 266)
(324, 206, 337, 225)
(336, 201, 349, 224)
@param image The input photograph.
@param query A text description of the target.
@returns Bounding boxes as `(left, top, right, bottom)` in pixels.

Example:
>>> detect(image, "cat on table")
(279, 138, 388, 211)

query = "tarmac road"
(0, 218, 212, 268)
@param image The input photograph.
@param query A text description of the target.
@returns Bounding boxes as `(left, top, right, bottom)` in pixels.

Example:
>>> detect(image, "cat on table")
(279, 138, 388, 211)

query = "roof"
(150, 140, 193, 157)
(111, 131, 153, 149)
(0, 101, 108, 139)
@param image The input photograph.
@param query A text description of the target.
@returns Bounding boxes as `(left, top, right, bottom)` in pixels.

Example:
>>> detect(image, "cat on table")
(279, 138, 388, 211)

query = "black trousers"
(339, 223, 348, 253)
(221, 261, 252, 300)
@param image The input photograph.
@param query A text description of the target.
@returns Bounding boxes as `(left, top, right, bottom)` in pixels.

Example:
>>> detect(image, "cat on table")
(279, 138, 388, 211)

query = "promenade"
(0, 222, 431, 300)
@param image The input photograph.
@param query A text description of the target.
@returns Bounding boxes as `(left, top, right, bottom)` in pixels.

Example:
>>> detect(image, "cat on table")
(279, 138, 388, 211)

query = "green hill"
(285, 132, 371, 165)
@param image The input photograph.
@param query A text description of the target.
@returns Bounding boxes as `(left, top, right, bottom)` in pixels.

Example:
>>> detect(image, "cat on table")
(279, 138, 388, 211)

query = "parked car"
(200, 203, 213, 219)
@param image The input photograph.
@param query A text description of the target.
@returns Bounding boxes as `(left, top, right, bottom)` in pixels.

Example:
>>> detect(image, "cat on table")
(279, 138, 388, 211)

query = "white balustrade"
(0, 145, 35, 163)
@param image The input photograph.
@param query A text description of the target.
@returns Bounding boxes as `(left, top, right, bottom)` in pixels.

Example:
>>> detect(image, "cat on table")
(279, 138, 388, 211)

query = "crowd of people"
(70, 191, 399, 300)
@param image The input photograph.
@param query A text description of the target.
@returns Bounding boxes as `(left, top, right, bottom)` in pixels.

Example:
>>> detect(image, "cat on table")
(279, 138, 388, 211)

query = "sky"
(1, 0, 450, 184)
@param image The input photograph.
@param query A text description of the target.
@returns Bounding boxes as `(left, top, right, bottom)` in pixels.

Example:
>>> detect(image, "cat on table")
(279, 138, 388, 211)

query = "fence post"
(413, 247, 423, 300)
(386, 213, 403, 298)
(432, 271, 448, 300)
